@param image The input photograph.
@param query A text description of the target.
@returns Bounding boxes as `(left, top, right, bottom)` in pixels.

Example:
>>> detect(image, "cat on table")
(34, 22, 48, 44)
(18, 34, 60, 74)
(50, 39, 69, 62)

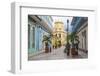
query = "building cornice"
(29, 15, 53, 33)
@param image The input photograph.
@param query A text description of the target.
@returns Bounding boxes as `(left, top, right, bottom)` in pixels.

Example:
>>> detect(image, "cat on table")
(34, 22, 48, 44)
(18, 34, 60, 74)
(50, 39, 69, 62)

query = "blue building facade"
(28, 15, 53, 55)
(71, 17, 88, 33)
(71, 17, 88, 53)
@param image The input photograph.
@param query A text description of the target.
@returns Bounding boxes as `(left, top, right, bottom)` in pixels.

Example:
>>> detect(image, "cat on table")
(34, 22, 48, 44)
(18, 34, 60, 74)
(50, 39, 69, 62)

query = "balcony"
(71, 17, 88, 32)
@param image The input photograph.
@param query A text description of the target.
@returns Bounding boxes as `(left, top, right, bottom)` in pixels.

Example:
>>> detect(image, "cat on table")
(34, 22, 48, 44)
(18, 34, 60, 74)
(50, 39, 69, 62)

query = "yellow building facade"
(52, 21, 67, 48)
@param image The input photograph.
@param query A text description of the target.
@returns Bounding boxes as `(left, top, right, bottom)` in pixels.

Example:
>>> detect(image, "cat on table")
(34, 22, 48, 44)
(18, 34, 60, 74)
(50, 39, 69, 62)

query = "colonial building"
(28, 15, 53, 57)
(71, 17, 88, 53)
(52, 21, 67, 48)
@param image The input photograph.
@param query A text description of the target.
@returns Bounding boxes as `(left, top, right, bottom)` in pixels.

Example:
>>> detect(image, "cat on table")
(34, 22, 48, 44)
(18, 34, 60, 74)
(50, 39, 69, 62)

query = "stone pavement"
(28, 46, 88, 60)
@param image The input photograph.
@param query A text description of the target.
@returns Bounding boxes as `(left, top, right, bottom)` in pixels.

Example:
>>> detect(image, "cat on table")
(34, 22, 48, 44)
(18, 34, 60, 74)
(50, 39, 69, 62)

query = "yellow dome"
(54, 21, 64, 31)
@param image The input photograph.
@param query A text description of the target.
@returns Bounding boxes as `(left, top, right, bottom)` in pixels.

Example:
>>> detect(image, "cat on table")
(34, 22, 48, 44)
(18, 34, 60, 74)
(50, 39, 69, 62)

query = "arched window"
(59, 34, 61, 38)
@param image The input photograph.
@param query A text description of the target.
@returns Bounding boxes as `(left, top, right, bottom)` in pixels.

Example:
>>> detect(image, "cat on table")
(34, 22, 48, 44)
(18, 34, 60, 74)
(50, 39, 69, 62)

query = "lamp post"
(67, 19, 69, 44)
(65, 19, 70, 55)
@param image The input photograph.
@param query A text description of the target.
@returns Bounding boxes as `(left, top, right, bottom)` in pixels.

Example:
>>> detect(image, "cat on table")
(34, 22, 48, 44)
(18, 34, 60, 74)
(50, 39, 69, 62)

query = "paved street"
(29, 46, 88, 60)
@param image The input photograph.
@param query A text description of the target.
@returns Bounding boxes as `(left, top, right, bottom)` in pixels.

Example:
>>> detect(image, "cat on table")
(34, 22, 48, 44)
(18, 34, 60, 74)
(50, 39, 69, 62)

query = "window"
(32, 27, 35, 48)
(56, 34, 57, 37)
(59, 34, 61, 38)
(84, 30, 87, 49)
(28, 24, 30, 48)
(59, 28, 61, 30)
(55, 28, 57, 31)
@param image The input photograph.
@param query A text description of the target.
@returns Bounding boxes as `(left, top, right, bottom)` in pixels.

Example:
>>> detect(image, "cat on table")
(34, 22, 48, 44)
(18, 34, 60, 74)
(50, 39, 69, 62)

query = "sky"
(52, 16, 73, 32)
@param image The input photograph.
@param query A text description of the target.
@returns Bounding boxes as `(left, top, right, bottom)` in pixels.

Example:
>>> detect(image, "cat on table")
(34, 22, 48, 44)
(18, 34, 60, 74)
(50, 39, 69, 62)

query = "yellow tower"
(52, 21, 67, 48)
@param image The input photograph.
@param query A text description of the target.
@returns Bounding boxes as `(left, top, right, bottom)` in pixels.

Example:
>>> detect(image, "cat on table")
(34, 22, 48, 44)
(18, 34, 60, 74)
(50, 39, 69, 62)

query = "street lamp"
(67, 19, 69, 44)
(65, 19, 70, 55)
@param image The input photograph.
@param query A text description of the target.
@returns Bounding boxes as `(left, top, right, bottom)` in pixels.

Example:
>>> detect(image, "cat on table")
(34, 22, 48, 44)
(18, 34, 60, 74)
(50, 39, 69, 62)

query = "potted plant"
(71, 34, 79, 56)
(42, 35, 51, 53)
(68, 32, 79, 56)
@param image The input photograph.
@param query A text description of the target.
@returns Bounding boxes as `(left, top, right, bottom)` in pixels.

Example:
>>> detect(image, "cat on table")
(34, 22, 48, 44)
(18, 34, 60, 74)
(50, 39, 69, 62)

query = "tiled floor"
(28, 46, 88, 60)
